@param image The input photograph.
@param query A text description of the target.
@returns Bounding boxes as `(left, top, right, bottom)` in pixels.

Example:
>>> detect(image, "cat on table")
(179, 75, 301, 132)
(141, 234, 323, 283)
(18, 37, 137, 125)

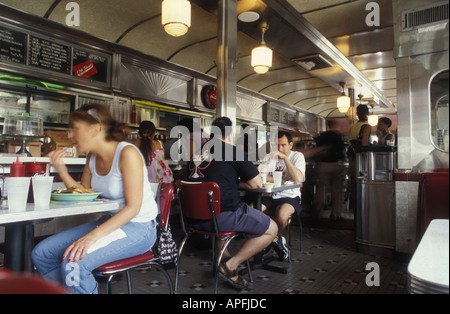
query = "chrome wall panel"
(119, 61, 190, 108)
(396, 50, 449, 171)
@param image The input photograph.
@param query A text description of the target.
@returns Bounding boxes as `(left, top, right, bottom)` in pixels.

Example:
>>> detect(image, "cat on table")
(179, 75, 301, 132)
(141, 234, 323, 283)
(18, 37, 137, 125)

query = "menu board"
(0, 26, 27, 64)
(0, 24, 110, 85)
(72, 48, 108, 82)
(29, 35, 71, 74)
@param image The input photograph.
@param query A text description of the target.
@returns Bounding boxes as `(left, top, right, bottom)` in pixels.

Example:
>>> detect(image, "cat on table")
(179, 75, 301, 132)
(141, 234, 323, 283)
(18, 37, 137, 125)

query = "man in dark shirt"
(186, 117, 278, 289)
(311, 120, 348, 221)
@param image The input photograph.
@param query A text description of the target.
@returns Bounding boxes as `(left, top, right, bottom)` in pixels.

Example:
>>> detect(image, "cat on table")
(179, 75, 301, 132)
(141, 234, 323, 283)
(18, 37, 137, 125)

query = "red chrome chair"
(175, 181, 252, 294)
(93, 183, 175, 294)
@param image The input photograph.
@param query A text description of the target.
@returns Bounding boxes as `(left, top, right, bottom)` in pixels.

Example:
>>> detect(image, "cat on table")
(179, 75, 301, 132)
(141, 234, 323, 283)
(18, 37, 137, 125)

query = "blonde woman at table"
(31, 103, 158, 294)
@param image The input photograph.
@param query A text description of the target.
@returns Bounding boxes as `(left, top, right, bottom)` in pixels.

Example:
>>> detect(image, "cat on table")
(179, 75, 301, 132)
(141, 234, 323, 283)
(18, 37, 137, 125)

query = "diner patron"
(184, 117, 278, 290)
(260, 131, 305, 261)
(32, 104, 158, 294)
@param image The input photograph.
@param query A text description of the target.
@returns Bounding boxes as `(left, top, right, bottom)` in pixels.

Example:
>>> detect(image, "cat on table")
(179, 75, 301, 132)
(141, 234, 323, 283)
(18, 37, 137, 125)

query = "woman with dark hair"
(32, 104, 158, 294)
(134, 120, 173, 183)
(350, 105, 371, 146)
(377, 117, 395, 145)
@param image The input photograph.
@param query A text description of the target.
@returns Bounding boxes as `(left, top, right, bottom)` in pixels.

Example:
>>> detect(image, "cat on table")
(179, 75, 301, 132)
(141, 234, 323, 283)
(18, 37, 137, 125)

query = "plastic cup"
(260, 172, 268, 184)
(5, 177, 31, 213)
(32, 176, 54, 210)
(386, 140, 395, 146)
(273, 171, 283, 187)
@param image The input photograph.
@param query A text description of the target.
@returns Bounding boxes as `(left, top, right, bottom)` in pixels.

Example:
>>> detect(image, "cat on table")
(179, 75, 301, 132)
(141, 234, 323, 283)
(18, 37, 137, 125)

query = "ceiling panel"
(0, 0, 398, 118)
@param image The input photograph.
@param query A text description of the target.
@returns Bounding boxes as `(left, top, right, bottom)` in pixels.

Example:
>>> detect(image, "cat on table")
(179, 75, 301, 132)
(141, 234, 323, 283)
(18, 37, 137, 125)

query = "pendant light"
(162, 0, 191, 37)
(251, 23, 272, 74)
(337, 82, 350, 113)
(368, 104, 378, 126)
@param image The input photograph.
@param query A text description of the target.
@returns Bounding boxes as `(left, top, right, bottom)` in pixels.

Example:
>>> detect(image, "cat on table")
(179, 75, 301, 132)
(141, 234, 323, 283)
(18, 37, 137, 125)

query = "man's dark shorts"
(187, 203, 271, 239)
(261, 196, 302, 214)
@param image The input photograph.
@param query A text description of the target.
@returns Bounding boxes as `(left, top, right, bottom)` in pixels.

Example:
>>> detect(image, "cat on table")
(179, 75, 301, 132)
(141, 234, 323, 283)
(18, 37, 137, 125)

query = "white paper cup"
(260, 172, 268, 184)
(273, 171, 283, 187)
(386, 140, 395, 146)
(32, 176, 54, 210)
(5, 177, 31, 213)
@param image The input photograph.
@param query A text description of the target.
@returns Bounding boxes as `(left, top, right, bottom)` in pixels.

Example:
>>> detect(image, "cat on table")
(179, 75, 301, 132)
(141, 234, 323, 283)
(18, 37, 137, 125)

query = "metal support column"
(216, 0, 237, 125)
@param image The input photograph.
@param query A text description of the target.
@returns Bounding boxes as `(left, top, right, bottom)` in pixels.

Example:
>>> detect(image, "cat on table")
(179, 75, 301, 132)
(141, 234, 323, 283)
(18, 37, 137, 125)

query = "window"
(429, 69, 449, 152)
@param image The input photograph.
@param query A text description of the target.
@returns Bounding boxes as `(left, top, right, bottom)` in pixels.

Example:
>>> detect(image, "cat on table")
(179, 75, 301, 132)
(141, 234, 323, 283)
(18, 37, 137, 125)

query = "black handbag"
(153, 223, 178, 267)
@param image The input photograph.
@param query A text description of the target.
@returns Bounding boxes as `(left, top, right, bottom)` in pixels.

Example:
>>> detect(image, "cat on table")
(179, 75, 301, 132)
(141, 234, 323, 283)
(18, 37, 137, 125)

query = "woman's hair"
(356, 105, 369, 121)
(70, 103, 129, 142)
(378, 117, 392, 128)
(138, 120, 156, 166)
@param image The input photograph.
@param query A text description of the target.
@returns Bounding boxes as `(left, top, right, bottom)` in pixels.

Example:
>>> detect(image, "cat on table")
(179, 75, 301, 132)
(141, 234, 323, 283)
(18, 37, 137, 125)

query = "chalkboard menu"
(73, 48, 108, 82)
(0, 24, 110, 85)
(0, 26, 27, 64)
(29, 35, 71, 74)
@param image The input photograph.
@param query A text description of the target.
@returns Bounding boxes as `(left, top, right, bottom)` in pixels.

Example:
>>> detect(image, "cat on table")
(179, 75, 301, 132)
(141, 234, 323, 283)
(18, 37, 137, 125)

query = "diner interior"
(0, 0, 448, 295)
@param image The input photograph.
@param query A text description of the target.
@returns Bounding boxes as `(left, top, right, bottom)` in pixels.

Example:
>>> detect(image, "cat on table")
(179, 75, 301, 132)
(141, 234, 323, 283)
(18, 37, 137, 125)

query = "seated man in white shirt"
(261, 131, 305, 261)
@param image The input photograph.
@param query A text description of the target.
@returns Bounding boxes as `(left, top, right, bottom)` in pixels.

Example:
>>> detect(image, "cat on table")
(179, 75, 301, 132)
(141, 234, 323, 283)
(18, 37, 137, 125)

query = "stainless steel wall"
(393, 0, 448, 254)
(394, 0, 449, 171)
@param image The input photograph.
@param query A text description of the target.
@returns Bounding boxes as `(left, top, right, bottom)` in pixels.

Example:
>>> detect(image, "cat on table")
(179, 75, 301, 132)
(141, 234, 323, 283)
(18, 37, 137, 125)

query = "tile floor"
(97, 214, 410, 294)
(0, 212, 410, 294)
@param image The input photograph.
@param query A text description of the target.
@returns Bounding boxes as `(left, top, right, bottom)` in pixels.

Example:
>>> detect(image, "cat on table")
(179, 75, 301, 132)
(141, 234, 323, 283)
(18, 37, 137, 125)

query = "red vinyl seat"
(0, 269, 67, 294)
(416, 172, 449, 243)
(175, 181, 252, 294)
(93, 183, 174, 294)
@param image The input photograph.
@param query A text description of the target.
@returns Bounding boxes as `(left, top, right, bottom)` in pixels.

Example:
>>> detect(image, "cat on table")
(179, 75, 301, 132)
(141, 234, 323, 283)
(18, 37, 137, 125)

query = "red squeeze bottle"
(10, 157, 25, 177)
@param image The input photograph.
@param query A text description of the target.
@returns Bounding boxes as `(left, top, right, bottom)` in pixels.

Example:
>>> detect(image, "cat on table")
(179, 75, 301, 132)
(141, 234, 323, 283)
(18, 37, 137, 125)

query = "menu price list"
(28, 35, 71, 75)
(0, 26, 27, 64)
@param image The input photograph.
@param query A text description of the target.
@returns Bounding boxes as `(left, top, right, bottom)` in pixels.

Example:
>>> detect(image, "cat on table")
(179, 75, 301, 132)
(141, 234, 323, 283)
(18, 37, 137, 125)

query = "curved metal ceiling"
(0, 0, 397, 118)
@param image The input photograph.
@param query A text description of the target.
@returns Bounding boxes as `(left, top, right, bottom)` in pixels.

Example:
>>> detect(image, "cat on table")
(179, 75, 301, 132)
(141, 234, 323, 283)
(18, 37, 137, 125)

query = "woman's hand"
(48, 149, 68, 173)
(62, 234, 97, 263)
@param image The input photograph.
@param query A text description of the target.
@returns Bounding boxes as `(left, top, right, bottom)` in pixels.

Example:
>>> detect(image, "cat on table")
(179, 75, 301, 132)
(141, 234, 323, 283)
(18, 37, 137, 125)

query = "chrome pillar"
(216, 0, 237, 123)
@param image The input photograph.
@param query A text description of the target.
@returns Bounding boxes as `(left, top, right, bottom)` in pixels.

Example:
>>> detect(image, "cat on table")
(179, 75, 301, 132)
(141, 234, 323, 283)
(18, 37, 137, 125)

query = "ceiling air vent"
(402, 2, 449, 31)
(292, 54, 333, 71)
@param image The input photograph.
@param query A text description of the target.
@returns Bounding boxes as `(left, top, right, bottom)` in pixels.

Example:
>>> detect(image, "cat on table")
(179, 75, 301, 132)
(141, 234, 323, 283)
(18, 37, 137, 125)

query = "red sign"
(73, 59, 98, 79)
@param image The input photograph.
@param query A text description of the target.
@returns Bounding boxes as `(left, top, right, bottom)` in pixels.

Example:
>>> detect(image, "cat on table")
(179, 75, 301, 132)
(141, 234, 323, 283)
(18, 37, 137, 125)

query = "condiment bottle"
(10, 156, 25, 177)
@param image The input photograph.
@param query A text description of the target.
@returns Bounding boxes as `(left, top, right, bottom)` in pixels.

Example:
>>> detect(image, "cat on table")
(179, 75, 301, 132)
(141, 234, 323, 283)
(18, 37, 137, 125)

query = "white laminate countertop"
(0, 200, 121, 224)
(407, 219, 449, 292)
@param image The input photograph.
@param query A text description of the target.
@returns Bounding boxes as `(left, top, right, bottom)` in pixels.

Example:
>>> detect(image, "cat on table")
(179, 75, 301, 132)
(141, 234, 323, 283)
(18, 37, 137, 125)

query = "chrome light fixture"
(162, 0, 191, 37)
(337, 82, 350, 113)
(251, 23, 272, 74)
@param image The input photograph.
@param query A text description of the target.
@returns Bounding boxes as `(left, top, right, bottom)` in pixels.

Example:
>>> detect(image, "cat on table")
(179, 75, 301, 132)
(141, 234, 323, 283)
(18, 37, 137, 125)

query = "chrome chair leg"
(126, 271, 132, 294)
(174, 234, 190, 292)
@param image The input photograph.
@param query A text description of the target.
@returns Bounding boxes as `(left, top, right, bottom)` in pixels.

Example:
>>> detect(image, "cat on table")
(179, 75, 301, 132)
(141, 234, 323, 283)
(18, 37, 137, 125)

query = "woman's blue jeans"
(31, 215, 156, 294)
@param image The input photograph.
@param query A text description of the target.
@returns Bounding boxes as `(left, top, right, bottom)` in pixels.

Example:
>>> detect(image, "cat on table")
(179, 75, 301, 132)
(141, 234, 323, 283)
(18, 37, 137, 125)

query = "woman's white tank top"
(89, 141, 157, 223)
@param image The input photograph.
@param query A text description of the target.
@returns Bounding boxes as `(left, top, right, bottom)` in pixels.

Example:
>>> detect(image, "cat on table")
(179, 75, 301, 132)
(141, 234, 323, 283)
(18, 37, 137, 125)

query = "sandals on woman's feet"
(218, 257, 248, 290)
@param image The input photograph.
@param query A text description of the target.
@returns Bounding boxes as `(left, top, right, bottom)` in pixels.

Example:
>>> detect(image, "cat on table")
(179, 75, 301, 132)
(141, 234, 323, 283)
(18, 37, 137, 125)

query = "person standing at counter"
(311, 120, 348, 221)
(133, 120, 173, 183)
(260, 131, 305, 261)
(376, 117, 395, 146)
(348, 104, 371, 213)
(349, 104, 371, 147)
(32, 104, 158, 294)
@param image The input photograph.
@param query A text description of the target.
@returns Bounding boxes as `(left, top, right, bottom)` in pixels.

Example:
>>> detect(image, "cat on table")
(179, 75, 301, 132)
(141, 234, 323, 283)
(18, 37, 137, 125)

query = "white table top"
(408, 219, 449, 292)
(240, 183, 303, 193)
(0, 200, 121, 224)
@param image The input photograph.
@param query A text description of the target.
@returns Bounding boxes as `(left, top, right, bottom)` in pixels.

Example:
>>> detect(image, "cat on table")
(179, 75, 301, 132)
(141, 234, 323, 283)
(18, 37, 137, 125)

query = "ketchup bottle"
(10, 156, 25, 177)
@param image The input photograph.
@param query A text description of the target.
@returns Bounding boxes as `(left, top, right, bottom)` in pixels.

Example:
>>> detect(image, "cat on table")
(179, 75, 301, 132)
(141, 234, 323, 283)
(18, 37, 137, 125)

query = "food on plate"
(52, 185, 94, 194)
